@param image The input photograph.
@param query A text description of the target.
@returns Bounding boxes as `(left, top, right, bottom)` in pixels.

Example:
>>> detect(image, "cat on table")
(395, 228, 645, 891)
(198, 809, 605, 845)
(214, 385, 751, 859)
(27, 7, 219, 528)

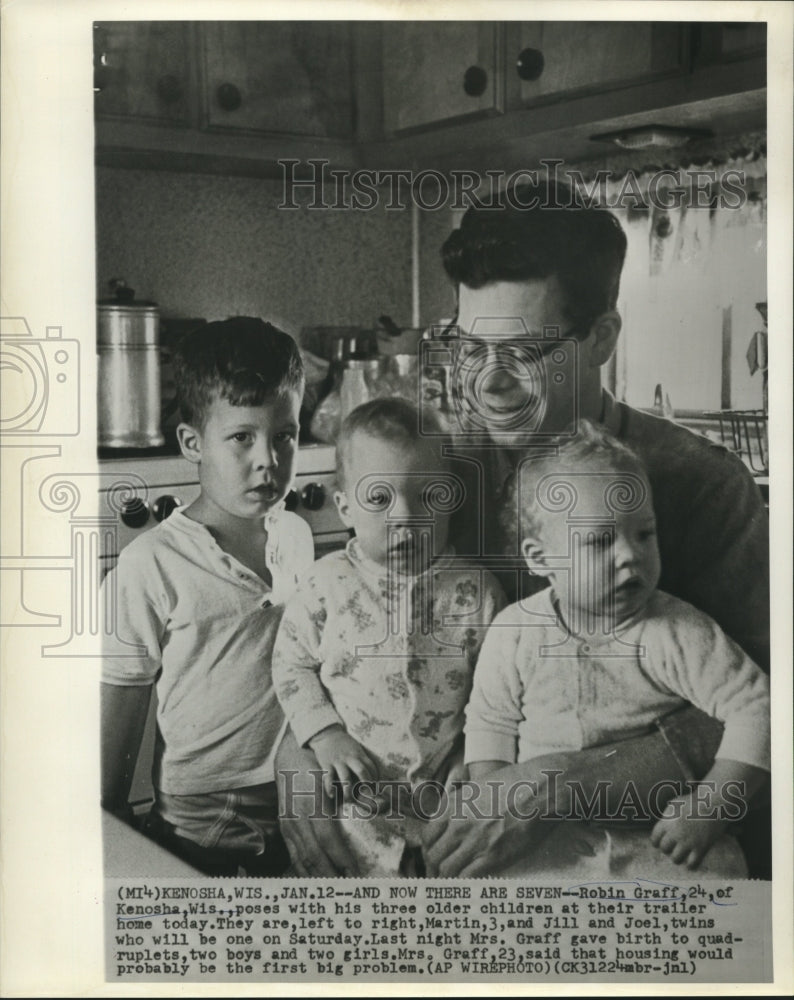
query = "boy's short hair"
(441, 179, 628, 329)
(173, 316, 304, 429)
(336, 397, 446, 489)
(505, 419, 649, 541)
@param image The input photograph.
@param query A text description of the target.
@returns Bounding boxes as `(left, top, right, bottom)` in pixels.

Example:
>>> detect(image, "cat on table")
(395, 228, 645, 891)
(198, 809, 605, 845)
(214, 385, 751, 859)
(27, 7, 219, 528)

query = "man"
(440, 183, 768, 669)
(277, 181, 770, 877)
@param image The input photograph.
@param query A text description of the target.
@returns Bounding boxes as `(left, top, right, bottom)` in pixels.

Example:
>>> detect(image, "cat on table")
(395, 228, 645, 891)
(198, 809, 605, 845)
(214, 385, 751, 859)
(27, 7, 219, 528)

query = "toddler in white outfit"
(465, 420, 769, 874)
(274, 398, 504, 875)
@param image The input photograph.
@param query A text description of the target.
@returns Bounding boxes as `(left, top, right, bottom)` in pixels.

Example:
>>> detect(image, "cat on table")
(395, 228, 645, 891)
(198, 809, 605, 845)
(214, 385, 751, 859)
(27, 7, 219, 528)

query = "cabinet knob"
(152, 494, 182, 522)
(284, 489, 299, 512)
(157, 74, 183, 105)
(120, 497, 150, 529)
(216, 82, 242, 111)
(516, 47, 545, 81)
(301, 482, 326, 511)
(463, 65, 488, 97)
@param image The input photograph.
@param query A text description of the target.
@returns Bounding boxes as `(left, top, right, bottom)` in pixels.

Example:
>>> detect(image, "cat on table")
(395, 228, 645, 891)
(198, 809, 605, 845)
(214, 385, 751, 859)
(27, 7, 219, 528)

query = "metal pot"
(97, 279, 164, 448)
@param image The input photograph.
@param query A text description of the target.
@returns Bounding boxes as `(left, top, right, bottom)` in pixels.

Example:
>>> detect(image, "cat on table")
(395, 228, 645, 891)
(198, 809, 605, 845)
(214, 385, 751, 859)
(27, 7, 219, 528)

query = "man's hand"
(275, 727, 358, 877)
(423, 725, 700, 877)
(423, 761, 562, 877)
(308, 725, 379, 802)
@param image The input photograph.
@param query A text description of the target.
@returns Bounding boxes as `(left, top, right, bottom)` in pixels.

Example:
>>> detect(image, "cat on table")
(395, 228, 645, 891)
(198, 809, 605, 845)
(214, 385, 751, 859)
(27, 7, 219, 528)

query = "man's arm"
(274, 726, 357, 877)
(100, 682, 152, 818)
(424, 707, 717, 877)
(674, 450, 769, 671)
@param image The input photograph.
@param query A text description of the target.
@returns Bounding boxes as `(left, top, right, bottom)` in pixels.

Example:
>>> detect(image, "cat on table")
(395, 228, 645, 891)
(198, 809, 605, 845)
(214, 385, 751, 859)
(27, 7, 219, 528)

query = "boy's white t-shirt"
(101, 506, 314, 795)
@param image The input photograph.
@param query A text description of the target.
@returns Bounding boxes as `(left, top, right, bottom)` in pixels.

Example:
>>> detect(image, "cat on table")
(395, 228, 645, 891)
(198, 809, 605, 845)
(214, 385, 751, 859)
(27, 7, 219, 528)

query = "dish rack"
(702, 409, 769, 475)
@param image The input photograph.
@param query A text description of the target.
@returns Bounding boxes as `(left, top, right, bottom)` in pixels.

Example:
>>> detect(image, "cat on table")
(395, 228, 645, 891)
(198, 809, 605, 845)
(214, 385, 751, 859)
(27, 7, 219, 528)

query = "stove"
(97, 443, 348, 571)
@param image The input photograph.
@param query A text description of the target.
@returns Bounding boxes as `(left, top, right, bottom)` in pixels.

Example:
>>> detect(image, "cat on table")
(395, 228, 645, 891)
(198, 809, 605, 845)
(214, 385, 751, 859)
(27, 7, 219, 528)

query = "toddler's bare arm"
(100, 682, 153, 818)
(650, 758, 769, 869)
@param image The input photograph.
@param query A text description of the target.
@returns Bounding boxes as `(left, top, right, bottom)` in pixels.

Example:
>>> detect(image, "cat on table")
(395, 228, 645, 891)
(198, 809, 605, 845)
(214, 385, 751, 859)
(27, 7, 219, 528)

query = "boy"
(101, 317, 314, 876)
(464, 420, 770, 873)
(272, 398, 504, 876)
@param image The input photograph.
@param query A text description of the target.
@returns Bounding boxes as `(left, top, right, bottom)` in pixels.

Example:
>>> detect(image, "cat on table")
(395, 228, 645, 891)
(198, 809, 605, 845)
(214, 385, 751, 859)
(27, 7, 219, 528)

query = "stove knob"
(120, 497, 150, 528)
(301, 482, 326, 511)
(284, 489, 299, 512)
(152, 494, 182, 522)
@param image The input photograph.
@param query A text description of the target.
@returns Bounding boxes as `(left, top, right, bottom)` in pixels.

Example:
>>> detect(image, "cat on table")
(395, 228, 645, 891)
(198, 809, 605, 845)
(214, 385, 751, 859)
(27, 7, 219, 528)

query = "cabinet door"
(93, 22, 191, 124)
(512, 22, 686, 105)
(381, 22, 503, 134)
(200, 22, 354, 137)
(694, 22, 767, 65)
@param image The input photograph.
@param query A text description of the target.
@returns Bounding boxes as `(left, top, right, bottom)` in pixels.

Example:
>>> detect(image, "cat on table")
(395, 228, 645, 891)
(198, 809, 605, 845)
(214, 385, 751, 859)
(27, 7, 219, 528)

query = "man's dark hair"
(173, 316, 304, 429)
(441, 180, 628, 328)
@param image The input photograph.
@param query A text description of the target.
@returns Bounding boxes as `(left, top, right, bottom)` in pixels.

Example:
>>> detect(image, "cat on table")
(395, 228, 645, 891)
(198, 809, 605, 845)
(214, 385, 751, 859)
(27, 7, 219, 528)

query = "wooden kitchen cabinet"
(94, 22, 193, 125)
(509, 21, 687, 106)
(693, 22, 767, 66)
(380, 22, 503, 133)
(94, 20, 766, 177)
(199, 22, 354, 138)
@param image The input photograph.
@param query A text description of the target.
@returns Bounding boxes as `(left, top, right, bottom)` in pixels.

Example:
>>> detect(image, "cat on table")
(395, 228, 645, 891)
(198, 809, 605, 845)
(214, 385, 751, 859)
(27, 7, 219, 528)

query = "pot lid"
(98, 278, 158, 309)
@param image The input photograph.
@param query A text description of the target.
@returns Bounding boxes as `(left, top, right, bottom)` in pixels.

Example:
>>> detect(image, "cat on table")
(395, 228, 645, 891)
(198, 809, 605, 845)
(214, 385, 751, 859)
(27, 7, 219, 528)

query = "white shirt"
(273, 537, 505, 784)
(101, 506, 314, 794)
(465, 588, 770, 772)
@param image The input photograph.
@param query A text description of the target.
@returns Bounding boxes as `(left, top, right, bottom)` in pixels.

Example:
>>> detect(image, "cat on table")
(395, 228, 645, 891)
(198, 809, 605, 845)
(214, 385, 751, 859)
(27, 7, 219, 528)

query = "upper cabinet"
(199, 22, 354, 138)
(94, 20, 767, 176)
(509, 22, 686, 105)
(380, 22, 503, 133)
(94, 22, 193, 125)
(693, 21, 767, 65)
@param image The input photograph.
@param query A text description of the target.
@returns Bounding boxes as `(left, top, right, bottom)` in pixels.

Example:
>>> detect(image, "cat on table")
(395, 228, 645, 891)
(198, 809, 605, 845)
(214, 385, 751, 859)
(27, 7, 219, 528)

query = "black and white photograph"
(1, 1, 792, 995)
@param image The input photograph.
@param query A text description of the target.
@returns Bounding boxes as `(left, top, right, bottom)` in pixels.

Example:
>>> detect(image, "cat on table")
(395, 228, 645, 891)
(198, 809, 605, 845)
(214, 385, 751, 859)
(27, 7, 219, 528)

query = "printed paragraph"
(107, 878, 772, 983)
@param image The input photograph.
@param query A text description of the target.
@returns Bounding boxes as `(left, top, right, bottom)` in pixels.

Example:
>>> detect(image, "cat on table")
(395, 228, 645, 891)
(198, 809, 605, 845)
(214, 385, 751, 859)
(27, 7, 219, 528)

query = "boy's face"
(525, 468, 661, 627)
(335, 431, 451, 574)
(178, 391, 300, 522)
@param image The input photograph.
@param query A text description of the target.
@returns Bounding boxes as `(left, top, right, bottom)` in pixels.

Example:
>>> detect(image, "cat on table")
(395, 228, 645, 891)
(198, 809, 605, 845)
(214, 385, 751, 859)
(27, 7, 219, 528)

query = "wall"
(96, 158, 768, 415)
(417, 204, 458, 329)
(95, 167, 416, 342)
(415, 146, 769, 414)
(613, 173, 767, 412)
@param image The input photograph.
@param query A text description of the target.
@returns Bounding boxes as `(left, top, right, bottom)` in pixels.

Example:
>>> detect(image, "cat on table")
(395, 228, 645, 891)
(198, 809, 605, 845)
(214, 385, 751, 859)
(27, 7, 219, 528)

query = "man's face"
(335, 431, 451, 575)
(454, 277, 598, 446)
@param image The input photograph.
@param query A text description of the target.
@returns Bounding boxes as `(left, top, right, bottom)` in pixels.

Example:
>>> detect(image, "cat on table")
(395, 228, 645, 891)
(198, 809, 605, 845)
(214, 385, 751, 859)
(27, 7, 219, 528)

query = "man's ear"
(333, 489, 354, 529)
(521, 536, 550, 576)
(177, 422, 202, 465)
(587, 310, 622, 368)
